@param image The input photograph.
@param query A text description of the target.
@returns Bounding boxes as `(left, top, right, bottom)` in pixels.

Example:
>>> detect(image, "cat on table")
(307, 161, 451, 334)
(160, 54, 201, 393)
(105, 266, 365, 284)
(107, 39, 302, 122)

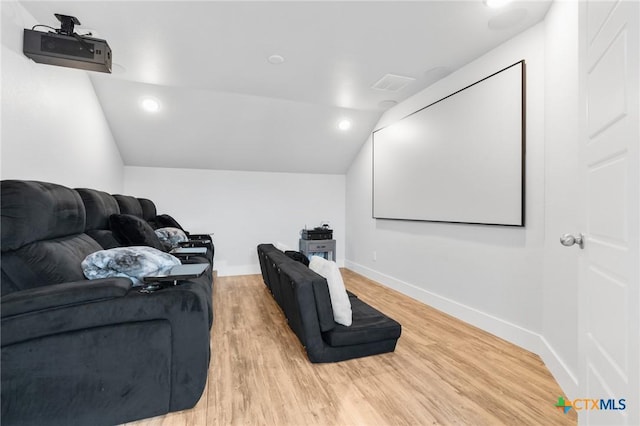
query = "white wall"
(0, 2, 124, 192)
(346, 4, 587, 400)
(541, 0, 580, 398)
(124, 166, 345, 276)
(346, 23, 546, 352)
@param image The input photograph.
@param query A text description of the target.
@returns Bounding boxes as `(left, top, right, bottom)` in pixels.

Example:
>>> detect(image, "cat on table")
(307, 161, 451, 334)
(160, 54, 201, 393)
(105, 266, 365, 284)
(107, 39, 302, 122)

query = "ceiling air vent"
(371, 73, 415, 91)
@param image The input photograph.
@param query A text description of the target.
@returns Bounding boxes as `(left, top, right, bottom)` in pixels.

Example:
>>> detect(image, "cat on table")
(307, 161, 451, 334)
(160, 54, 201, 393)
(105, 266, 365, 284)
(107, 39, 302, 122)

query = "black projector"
(23, 29, 112, 73)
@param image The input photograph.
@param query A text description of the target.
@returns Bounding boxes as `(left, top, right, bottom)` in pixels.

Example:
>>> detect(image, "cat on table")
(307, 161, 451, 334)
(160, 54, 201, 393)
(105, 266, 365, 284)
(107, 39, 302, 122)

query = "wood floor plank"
(125, 269, 576, 425)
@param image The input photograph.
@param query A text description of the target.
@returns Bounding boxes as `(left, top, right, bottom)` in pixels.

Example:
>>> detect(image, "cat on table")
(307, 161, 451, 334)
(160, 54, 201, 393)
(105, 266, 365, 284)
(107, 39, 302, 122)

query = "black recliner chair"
(115, 195, 215, 264)
(75, 187, 214, 325)
(1, 180, 211, 426)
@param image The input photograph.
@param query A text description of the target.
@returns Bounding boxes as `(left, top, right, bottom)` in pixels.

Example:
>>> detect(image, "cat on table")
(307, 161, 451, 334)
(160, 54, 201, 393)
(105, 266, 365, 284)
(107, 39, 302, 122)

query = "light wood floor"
(125, 269, 577, 426)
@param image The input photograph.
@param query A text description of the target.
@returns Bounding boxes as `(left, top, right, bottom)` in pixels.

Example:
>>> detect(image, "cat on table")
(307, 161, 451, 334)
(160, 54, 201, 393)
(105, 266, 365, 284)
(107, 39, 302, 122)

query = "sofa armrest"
(1, 278, 132, 318)
(1, 278, 211, 416)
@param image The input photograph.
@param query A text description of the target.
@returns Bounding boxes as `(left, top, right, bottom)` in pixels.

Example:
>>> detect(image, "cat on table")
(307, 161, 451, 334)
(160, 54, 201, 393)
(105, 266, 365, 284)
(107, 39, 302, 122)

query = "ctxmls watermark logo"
(555, 396, 626, 414)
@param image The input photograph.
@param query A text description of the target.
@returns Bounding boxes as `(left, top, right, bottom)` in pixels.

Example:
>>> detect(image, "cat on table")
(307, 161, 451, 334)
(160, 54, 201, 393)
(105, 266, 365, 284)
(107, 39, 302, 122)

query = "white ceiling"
(21, 1, 551, 174)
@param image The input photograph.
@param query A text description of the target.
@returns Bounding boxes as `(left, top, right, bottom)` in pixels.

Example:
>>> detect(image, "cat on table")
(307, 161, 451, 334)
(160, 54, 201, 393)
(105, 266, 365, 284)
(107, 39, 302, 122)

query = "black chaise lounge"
(1, 180, 212, 426)
(257, 243, 402, 363)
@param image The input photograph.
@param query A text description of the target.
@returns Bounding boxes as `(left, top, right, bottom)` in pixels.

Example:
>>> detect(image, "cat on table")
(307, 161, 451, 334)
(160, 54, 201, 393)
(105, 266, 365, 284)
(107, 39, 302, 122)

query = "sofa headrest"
(137, 198, 157, 222)
(1, 180, 86, 252)
(113, 194, 143, 218)
(76, 188, 120, 231)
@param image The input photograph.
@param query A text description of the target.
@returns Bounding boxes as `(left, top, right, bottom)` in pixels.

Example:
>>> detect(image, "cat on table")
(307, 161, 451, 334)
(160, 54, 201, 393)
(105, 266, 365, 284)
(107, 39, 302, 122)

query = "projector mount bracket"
(54, 13, 94, 54)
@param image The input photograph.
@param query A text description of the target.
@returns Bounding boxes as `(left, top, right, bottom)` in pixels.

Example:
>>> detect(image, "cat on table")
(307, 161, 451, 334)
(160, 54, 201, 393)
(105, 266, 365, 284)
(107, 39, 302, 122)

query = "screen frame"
(371, 60, 526, 227)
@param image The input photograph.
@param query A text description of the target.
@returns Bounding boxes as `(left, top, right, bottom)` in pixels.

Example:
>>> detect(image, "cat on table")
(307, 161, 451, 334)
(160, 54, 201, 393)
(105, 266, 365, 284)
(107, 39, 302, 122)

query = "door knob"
(560, 233, 584, 249)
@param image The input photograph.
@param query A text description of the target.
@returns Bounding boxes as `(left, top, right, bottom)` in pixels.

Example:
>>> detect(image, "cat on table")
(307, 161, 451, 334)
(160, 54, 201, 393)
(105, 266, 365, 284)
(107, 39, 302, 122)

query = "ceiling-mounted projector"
(23, 14, 112, 73)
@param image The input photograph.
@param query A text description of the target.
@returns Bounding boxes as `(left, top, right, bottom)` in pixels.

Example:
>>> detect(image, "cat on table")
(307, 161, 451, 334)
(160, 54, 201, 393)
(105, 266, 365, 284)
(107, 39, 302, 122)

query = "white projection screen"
(372, 61, 525, 226)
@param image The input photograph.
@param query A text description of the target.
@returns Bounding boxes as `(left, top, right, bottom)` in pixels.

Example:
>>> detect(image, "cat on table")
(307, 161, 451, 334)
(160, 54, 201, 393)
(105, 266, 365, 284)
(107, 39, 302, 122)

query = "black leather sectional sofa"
(257, 243, 401, 363)
(1, 180, 214, 426)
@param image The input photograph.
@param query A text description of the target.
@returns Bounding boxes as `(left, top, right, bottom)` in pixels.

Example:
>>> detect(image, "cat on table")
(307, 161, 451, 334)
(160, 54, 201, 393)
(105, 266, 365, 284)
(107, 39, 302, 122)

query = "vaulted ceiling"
(21, 1, 551, 174)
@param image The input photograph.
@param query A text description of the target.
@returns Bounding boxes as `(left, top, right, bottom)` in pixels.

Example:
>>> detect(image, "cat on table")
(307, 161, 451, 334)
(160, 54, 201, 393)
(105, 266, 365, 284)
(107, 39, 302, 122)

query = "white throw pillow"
(308, 256, 352, 326)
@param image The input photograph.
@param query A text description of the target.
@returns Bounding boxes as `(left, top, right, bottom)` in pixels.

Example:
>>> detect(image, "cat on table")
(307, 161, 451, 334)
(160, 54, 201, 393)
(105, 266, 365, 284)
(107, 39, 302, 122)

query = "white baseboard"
(344, 260, 578, 397)
(538, 337, 579, 399)
(216, 261, 261, 277)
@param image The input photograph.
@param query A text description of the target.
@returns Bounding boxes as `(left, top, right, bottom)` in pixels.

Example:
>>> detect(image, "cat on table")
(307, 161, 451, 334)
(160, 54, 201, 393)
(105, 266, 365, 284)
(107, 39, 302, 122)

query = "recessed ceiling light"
(484, 0, 513, 8)
(338, 119, 352, 131)
(140, 97, 160, 113)
(267, 54, 285, 65)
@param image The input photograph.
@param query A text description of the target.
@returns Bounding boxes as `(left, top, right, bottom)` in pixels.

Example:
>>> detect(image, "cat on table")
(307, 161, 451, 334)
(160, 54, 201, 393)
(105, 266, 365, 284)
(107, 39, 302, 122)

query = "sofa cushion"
(155, 227, 188, 250)
(76, 188, 120, 231)
(309, 256, 352, 326)
(137, 198, 157, 222)
(109, 214, 165, 251)
(82, 246, 181, 286)
(86, 229, 121, 250)
(284, 259, 336, 333)
(1, 180, 86, 252)
(322, 297, 402, 347)
(1, 234, 104, 296)
(113, 195, 143, 218)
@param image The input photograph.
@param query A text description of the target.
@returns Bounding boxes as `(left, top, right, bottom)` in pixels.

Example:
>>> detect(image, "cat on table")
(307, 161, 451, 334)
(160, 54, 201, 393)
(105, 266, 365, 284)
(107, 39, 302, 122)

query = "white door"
(578, 0, 639, 425)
